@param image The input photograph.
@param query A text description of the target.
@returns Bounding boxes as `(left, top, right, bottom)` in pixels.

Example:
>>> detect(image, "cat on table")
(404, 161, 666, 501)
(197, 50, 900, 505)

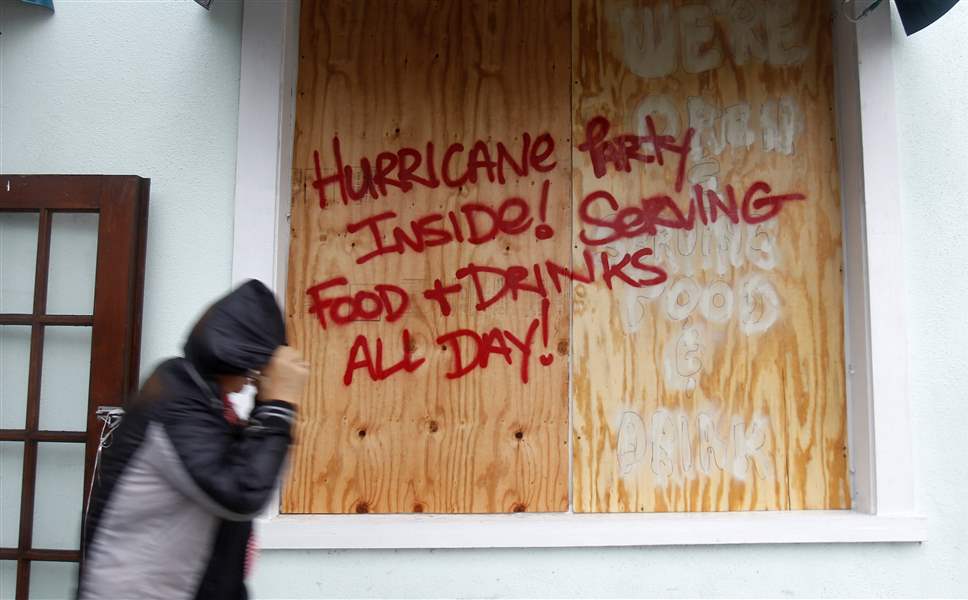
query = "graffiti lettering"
(611, 1, 808, 80)
(312, 132, 557, 208)
(305, 109, 812, 390)
(346, 186, 555, 265)
(343, 329, 425, 385)
(306, 277, 409, 330)
(436, 302, 552, 384)
(614, 407, 772, 483)
(578, 180, 805, 246)
(418, 250, 666, 319)
(576, 114, 694, 192)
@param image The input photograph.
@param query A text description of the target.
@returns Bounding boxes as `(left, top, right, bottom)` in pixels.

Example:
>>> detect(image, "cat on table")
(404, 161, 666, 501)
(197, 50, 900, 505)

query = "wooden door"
(0, 175, 149, 599)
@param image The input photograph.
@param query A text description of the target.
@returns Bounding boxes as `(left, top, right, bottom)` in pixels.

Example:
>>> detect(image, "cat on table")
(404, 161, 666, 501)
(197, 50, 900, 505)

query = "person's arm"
(152, 347, 308, 520)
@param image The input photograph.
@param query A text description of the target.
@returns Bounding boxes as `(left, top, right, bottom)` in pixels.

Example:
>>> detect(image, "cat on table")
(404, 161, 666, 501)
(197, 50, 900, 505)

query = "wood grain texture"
(284, 0, 572, 513)
(571, 0, 849, 512)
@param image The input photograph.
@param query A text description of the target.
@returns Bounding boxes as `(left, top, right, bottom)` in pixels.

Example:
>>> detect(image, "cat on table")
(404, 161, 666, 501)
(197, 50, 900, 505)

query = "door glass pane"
(28, 561, 79, 600)
(0, 326, 31, 429)
(1, 442, 24, 547)
(38, 327, 91, 432)
(32, 443, 84, 550)
(46, 212, 98, 316)
(0, 561, 16, 599)
(0, 212, 39, 313)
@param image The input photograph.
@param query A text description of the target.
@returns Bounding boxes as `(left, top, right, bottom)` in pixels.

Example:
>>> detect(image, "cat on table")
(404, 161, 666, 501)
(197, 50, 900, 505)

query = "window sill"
(256, 510, 926, 549)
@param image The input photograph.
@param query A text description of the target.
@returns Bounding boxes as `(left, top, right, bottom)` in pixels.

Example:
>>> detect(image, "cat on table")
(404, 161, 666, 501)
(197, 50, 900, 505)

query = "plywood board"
(571, 0, 850, 511)
(284, 0, 572, 513)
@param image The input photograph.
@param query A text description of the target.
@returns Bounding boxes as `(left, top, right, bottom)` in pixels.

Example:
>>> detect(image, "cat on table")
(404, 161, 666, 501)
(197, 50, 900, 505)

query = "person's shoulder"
(152, 357, 190, 379)
(142, 358, 194, 395)
(138, 358, 220, 417)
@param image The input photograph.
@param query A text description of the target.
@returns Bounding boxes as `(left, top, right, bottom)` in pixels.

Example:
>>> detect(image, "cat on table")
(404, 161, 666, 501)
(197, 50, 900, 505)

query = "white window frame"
(232, 0, 924, 548)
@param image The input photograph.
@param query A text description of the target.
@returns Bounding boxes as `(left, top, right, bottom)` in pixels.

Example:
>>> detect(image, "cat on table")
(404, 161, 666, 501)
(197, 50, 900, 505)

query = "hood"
(183, 280, 287, 375)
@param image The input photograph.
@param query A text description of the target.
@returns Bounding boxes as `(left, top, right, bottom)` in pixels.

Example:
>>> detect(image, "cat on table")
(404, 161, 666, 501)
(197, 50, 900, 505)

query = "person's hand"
(257, 346, 309, 407)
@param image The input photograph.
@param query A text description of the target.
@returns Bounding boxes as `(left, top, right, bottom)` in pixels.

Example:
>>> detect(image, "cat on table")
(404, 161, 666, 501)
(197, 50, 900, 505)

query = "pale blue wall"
(1, 3, 242, 598)
(1, 1, 965, 598)
(0, 1, 243, 370)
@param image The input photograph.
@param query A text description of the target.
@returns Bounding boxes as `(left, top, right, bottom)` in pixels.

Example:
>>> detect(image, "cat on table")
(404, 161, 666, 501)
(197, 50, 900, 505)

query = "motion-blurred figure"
(78, 280, 308, 599)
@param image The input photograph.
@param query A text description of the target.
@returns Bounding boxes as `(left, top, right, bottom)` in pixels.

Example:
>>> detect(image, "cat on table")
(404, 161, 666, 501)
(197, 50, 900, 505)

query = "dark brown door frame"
(0, 175, 149, 600)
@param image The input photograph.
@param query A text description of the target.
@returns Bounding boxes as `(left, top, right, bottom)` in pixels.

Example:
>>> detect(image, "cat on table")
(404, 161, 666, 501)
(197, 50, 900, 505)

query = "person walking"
(77, 280, 309, 599)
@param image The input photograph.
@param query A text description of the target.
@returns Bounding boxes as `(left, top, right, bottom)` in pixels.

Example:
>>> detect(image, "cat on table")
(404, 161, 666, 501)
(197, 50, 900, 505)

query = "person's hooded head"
(183, 280, 286, 388)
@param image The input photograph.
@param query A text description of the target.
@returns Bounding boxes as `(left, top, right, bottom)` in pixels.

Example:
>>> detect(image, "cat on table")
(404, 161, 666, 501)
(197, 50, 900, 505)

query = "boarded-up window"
(284, 0, 848, 514)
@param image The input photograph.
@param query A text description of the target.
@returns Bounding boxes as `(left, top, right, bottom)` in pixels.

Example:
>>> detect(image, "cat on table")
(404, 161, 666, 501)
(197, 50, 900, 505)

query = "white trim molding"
(258, 511, 925, 549)
(234, 0, 924, 548)
(851, 3, 917, 518)
(232, 0, 298, 301)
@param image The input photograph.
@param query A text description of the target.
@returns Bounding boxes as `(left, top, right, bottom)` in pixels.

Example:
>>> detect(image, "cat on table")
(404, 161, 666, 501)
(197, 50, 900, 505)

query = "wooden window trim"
(231, 0, 924, 547)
